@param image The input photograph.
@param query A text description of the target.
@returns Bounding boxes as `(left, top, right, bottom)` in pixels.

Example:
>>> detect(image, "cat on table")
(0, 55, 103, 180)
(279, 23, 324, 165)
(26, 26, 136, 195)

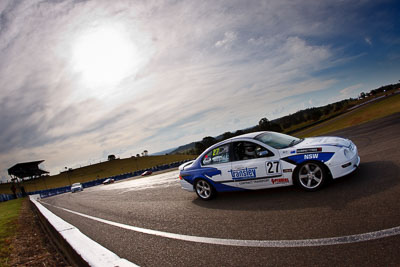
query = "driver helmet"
(244, 143, 256, 157)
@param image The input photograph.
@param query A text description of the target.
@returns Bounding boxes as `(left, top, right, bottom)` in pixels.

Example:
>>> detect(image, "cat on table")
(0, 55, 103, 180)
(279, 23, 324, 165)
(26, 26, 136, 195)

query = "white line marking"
(43, 203, 400, 248)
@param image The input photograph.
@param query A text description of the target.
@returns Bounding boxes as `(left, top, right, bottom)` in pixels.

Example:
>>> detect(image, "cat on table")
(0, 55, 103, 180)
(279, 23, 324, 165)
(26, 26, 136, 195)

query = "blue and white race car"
(179, 131, 360, 200)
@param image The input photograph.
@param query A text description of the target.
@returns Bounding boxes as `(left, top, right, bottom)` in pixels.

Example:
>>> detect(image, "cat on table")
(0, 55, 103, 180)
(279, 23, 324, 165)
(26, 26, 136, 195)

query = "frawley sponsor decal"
(229, 167, 257, 181)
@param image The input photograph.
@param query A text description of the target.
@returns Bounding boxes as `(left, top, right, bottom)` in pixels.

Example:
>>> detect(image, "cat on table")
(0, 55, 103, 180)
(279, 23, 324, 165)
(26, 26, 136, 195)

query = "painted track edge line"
(31, 197, 137, 266)
(43, 202, 400, 248)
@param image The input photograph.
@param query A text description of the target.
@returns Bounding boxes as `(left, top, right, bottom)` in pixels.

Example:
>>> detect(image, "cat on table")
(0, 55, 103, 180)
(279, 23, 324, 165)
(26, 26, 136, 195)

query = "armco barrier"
(11, 159, 193, 201)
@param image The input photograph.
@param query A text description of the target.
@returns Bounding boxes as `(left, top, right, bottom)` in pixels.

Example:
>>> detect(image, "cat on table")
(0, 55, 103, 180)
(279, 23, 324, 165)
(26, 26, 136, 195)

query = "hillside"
(171, 83, 400, 155)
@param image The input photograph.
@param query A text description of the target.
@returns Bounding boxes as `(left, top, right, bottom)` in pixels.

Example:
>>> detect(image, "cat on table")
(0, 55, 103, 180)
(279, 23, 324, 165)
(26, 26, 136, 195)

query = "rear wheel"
(195, 179, 216, 200)
(295, 161, 327, 191)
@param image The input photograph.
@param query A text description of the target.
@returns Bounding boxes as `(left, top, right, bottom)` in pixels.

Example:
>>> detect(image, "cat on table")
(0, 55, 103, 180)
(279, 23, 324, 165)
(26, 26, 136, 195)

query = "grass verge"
(0, 198, 23, 267)
(295, 93, 400, 137)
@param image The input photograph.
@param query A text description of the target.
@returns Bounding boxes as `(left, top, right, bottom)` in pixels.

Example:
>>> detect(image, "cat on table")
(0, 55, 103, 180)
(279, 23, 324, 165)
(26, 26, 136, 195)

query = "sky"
(0, 0, 399, 182)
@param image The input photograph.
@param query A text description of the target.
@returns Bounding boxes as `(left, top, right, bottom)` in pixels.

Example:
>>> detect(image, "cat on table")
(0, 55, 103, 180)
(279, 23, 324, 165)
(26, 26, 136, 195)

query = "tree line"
(175, 82, 400, 155)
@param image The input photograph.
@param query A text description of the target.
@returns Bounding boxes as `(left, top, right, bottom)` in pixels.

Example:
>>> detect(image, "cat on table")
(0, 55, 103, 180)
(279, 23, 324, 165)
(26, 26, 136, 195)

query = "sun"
(72, 25, 138, 87)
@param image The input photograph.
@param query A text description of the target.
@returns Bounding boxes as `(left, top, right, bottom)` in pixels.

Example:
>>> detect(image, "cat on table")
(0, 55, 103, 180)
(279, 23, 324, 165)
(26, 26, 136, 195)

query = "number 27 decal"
(266, 161, 281, 176)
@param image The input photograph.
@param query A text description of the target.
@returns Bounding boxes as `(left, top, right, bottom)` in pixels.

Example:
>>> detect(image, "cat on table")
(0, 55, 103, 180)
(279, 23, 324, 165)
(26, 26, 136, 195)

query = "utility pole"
(65, 167, 72, 186)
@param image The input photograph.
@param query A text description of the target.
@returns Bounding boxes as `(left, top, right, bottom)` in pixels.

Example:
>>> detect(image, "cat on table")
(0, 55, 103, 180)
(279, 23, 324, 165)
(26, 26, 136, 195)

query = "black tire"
(295, 161, 327, 191)
(194, 179, 216, 200)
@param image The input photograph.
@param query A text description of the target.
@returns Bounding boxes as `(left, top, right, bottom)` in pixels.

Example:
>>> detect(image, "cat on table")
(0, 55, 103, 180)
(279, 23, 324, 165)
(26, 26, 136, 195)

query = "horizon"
(1, 0, 400, 182)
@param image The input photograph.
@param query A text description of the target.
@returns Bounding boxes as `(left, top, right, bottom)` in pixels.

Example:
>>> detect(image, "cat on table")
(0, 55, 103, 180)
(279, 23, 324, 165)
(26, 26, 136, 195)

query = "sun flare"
(72, 26, 138, 87)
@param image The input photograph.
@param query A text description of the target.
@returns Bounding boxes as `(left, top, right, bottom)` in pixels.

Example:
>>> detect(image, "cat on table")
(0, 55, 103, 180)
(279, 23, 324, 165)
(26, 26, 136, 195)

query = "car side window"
(202, 144, 230, 165)
(233, 141, 271, 161)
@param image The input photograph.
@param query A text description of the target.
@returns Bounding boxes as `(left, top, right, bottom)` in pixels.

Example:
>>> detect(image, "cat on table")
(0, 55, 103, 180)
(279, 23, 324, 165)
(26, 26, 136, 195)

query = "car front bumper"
(330, 154, 360, 179)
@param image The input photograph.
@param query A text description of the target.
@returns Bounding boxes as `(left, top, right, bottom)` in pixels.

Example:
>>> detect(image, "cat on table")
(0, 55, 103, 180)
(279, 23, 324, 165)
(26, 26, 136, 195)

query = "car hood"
(296, 136, 351, 148)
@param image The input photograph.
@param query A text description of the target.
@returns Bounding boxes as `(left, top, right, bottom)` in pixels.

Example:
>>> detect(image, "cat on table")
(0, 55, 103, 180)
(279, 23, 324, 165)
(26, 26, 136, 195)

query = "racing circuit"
(40, 113, 400, 266)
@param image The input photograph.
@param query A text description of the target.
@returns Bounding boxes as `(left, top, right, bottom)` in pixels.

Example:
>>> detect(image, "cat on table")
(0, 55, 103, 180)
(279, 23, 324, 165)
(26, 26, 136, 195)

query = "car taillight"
(179, 175, 183, 180)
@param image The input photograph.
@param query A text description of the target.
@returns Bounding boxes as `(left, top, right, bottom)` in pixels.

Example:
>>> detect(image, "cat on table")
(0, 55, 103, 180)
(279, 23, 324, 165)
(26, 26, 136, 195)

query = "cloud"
(0, 0, 399, 182)
(340, 84, 364, 98)
(215, 31, 237, 49)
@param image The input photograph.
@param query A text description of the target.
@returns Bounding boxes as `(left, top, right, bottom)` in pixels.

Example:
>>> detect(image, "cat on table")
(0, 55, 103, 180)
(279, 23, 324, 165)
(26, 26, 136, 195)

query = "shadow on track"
(191, 161, 399, 211)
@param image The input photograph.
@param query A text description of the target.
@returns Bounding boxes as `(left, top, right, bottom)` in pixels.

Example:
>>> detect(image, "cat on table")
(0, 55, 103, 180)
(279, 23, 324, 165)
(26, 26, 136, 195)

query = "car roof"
(226, 131, 266, 141)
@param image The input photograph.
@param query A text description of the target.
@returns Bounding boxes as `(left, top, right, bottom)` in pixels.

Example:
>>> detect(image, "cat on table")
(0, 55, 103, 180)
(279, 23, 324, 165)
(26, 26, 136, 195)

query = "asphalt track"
(42, 113, 400, 266)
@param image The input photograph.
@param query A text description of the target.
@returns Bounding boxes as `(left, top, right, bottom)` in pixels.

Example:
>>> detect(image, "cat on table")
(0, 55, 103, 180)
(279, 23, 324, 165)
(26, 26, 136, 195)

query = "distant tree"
(257, 117, 282, 132)
(136, 154, 140, 157)
(234, 130, 245, 136)
(222, 131, 234, 140)
(258, 117, 270, 131)
(195, 142, 205, 154)
(323, 104, 332, 115)
(202, 136, 216, 148)
(270, 123, 283, 132)
(108, 155, 116, 161)
(282, 121, 292, 129)
(334, 102, 343, 112)
(310, 109, 323, 121)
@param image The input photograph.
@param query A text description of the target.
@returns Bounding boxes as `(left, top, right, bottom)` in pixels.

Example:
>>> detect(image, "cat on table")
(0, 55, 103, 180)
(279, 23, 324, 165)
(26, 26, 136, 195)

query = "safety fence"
(1, 159, 193, 202)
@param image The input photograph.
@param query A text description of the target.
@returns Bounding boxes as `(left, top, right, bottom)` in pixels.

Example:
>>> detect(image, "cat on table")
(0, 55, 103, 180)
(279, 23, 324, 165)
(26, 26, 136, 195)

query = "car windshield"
(72, 183, 80, 186)
(254, 132, 302, 149)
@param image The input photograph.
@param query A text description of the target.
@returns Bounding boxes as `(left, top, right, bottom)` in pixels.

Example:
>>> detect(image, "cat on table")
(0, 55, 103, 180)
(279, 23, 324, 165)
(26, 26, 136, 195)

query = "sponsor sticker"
(238, 178, 269, 185)
(297, 148, 322, 153)
(271, 178, 289, 185)
(229, 167, 257, 181)
(283, 169, 292, 173)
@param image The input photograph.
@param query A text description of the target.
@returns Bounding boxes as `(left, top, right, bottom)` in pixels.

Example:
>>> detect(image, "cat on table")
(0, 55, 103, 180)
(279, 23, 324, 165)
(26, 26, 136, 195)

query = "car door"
(200, 142, 233, 183)
(230, 141, 283, 189)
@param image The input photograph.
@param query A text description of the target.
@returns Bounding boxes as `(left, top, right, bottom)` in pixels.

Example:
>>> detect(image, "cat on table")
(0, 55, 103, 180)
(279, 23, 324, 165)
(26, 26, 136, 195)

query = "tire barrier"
(0, 193, 17, 202)
(0, 159, 194, 201)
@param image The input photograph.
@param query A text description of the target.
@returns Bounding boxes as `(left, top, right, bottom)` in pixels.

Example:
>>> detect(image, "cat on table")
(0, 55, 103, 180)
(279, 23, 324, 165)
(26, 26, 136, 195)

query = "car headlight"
(343, 148, 350, 159)
(349, 143, 355, 151)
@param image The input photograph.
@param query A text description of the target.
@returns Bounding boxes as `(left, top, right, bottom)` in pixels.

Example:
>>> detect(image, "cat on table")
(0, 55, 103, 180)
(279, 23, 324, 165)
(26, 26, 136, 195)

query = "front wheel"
(195, 179, 216, 200)
(295, 161, 327, 191)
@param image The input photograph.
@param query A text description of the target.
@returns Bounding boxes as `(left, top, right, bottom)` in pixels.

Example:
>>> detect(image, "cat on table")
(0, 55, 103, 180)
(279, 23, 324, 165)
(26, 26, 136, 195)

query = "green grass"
(295, 93, 400, 137)
(0, 198, 23, 267)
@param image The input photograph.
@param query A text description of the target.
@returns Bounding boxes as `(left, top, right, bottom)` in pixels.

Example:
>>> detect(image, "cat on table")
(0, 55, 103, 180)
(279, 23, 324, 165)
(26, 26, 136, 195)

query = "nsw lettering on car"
(283, 152, 335, 164)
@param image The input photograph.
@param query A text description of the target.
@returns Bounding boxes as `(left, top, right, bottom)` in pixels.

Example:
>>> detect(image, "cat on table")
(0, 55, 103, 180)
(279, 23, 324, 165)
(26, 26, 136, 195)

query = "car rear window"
(202, 144, 230, 165)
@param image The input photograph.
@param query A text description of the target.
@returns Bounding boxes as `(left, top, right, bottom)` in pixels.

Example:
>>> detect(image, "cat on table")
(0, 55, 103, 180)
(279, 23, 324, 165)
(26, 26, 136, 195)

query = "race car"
(103, 178, 115, 185)
(179, 131, 360, 200)
(71, 182, 83, 193)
